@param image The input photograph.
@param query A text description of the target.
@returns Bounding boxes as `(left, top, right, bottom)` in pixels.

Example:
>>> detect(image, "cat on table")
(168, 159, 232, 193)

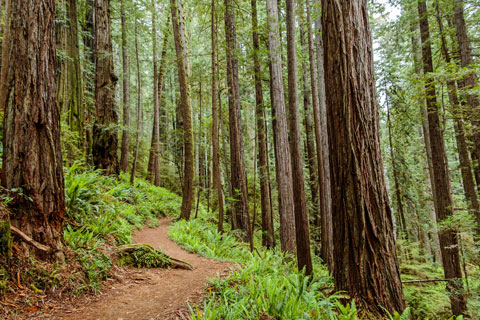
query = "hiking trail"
(37, 218, 231, 320)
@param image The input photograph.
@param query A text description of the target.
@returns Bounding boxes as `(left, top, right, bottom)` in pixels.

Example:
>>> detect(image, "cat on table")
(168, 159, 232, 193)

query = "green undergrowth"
(169, 217, 411, 320)
(64, 162, 183, 292)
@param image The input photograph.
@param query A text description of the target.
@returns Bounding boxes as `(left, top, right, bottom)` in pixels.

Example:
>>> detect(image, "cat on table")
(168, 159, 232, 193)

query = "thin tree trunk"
(224, 0, 252, 243)
(119, 0, 130, 172)
(130, 14, 142, 185)
(299, 19, 319, 233)
(83, 0, 95, 157)
(211, 0, 224, 233)
(417, 0, 467, 315)
(266, 0, 295, 254)
(410, 12, 443, 263)
(0, 0, 65, 261)
(149, 0, 161, 186)
(285, 0, 313, 275)
(387, 104, 408, 240)
(251, 0, 274, 248)
(322, 0, 405, 314)
(148, 18, 170, 178)
(171, 0, 194, 221)
(92, 0, 119, 175)
(306, 0, 332, 268)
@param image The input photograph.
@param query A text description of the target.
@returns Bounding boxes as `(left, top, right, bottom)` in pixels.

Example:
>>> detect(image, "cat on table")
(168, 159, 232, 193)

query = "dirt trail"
(38, 218, 231, 320)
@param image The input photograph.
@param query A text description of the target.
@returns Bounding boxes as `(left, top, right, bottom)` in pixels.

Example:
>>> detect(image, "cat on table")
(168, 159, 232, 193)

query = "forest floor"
(33, 218, 232, 320)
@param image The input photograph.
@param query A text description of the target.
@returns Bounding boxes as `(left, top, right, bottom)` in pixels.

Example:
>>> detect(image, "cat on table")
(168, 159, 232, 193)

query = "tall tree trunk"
(150, 0, 161, 186)
(57, 0, 84, 142)
(417, 0, 467, 315)
(92, 0, 119, 175)
(387, 105, 408, 240)
(211, 0, 224, 233)
(171, 0, 194, 221)
(435, 2, 480, 233)
(224, 0, 252, 241)
(285, 0, 313, 275)
(157, 18, 170, 150)
(148, 20, 170, 180)
(0, 0, 65, 261)
(322, 0, 405, 314)
(299, 19, 319, 221)
(453, 0, 480, 192)
(130, 14, 142, 185)
(251, 0, 274, 248)
(67, 0, 84, 142)
(306, 0, 332, 268)
(410, 12, 442, 263)
(119, 0, 130, 172)
(83, 0, 95, 157)
(266, 0, 296, 254)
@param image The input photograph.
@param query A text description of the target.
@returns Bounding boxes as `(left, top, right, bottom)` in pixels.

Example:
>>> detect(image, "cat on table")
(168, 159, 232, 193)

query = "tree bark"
(322, 0, 405, 314)
(266, 0, 295, 254)
(150, 0, 161, 186)
(251, 0, 274, 248)
(410, 11, 443, 263)
(211, 0, 224, 233)
(285, 0, 313, 275)
(130, 14, 142, 185)
(83, 0, 95, 157)
(119, 0, 130, 172)
(0, 0, 65, 261)
(224, 0, 252, 240)
(387, 105, 408, 240)
(417, 0, 467, 315)
(299, 21, 319, 232)
(171, 0, 194, 221)
(307, 0, 332, 268)
(92, 0, 119, 175)
(148, 19, 169, 182)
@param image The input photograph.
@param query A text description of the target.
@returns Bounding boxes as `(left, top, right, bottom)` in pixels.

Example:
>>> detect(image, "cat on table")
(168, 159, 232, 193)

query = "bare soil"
(30, 218, 231, 320)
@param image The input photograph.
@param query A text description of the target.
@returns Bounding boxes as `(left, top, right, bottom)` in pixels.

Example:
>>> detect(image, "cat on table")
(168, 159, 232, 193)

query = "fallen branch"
(10, 225, 52, 253)
(402, 279, 452, 284)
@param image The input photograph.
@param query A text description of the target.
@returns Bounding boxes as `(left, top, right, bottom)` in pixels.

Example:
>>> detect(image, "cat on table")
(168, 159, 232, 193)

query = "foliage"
(170, 213, 416, 320)
(63, 163, 182, 292)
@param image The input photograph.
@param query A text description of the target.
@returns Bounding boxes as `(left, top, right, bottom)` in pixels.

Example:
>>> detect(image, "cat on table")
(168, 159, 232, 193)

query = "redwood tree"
(171, 0, 194, 221)
(266, 0, 296, 254)
(212, 0, 225, 233)
(285, 0, 312, 275)
(0, 0, 65, 261)
(322, 0, 405, 314)
(224, 0, 252, 238)
(119, 0, 130, 172)
(417, 0, 466, 315)
(251, 0, 274, 248)
(92, 0, 119, 175)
